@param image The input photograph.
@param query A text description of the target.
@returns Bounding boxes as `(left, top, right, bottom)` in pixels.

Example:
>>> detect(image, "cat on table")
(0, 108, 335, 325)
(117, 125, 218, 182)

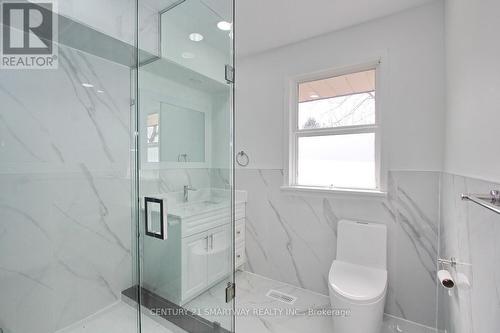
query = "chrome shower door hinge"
(225, 282, 235, 303)
(225, 65, 234, 83)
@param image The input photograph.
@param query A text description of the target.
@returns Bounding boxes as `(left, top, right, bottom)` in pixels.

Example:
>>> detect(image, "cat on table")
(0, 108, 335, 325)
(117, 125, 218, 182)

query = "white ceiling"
(235, 0, 436, 56)
(142, 0, 231, 19)
(141, 0, 179, 11)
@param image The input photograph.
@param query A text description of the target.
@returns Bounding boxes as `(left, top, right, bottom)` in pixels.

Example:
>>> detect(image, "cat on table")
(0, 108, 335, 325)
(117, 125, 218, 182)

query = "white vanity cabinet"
(182, 231, 210, 300)
(234, 199, 246, 269)
(181, 224, 231, 301)
(179, 201, 246, 305)
(143, 189, 247, 306)
(207, 224, 232, 284)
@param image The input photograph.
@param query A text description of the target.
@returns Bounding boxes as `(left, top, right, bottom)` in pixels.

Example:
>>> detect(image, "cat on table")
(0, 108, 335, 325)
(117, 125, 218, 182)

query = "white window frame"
(282, 59, 387, 197)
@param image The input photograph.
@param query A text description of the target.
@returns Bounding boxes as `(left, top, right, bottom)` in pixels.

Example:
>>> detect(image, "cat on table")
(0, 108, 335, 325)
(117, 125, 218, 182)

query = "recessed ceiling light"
(217, 21, 232, 31)
(181, 52, 195, 59)
(97, 90, 105, 94)
(82, 83, 94, 88)
(310, 93, 319, 98)
(189, 33, 204, 42)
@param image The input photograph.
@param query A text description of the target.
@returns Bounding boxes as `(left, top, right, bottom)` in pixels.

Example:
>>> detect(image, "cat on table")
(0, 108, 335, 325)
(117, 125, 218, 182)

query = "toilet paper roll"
(438, 269, 455, 289)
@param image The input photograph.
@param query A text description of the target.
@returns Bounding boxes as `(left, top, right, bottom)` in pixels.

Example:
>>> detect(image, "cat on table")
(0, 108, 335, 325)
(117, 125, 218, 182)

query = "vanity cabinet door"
(207, 224, 231, 285)
(182, 232, 208, 300)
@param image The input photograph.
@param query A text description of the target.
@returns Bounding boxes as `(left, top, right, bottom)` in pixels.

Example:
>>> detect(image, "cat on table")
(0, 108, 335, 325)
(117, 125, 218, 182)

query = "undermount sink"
(148, 188, 247, 219)
(187, 199, 221, 206)
(175, 199, 222, 208)
(169, 199, 226, 218)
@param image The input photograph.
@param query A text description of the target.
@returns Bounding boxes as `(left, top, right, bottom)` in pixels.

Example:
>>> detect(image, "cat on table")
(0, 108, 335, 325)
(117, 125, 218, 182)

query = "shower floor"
(56, 301, 172, 333)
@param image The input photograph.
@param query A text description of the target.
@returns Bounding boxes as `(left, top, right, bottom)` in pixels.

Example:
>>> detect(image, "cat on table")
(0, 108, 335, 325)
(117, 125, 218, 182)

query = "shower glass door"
(135, 0, 235, 331)
(0, 1, 139, 333)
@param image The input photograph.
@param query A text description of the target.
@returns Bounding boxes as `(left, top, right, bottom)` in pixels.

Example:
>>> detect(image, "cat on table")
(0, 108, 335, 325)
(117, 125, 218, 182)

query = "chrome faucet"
(183, 185, 197, 202)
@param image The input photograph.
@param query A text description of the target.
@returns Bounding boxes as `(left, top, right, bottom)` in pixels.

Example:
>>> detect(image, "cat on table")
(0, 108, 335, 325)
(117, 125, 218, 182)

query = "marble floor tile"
(55, 271, 440, 333)
(183, 270, 439, 333)
(183, 276, 233, 329)
(56, 301, 172, 333)
(382, 315, 440, 333)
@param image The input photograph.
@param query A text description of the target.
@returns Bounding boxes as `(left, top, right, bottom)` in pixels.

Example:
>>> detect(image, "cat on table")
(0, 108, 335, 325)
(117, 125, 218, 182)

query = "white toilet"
(328, 220, 387, 333)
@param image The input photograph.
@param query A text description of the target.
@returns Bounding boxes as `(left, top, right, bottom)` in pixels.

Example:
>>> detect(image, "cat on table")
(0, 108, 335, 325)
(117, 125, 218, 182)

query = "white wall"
(236, 1, 445, 172)
(444, 0, 500, 183)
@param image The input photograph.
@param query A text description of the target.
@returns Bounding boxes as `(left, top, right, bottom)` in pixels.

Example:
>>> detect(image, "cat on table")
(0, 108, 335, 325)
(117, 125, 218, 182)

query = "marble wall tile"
(0, 172, 134, 333)
(0, 46, 132, 176)
(158, 168, 211, 193)
(0, 45, 135, 333)
(139, 168, 214, 196)
(211, 168, 231, 190)
(439, 173, 500, 333)
(139, 166, 233, 198)
(385, 172, 439, 326)
(236, 168, 440, 328)
(58, 0, 162, 56)
(59, 0, 136, 47)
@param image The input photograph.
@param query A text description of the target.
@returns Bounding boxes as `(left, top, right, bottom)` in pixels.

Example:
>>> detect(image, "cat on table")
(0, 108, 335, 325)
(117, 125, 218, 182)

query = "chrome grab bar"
(461, 190, 500, 215)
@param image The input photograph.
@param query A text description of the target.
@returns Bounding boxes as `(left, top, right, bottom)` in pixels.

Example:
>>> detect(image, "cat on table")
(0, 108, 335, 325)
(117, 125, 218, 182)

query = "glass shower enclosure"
(0, 0, 235, 332)
(134, 0, 236, 332)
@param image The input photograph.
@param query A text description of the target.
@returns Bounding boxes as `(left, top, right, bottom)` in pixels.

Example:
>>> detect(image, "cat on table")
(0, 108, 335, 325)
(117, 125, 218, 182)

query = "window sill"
(280, 185, 387, 199)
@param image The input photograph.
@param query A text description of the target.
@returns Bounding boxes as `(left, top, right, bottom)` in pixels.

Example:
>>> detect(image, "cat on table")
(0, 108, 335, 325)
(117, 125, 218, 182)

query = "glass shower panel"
(136, 0, 235, 332)
(0, 1, 138, 333)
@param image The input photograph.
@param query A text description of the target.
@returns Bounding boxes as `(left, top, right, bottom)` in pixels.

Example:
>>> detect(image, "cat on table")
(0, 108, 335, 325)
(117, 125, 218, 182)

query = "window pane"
(298, 69, 375, 129)
(297, 133, 376, 189)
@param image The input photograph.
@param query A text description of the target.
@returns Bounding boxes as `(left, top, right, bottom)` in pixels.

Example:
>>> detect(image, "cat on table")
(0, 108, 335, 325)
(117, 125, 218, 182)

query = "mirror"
(161, 103, 206, 163)
(145, 102, 208, 164)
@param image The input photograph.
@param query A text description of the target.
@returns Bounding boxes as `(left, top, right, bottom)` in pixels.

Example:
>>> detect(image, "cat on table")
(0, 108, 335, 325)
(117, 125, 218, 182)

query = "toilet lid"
(329, 260, 387, 302)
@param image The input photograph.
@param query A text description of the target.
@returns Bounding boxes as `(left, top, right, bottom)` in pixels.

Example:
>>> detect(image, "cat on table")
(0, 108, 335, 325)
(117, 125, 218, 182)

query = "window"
(287, 66, 382, 192)
(146, 113, 160, 162)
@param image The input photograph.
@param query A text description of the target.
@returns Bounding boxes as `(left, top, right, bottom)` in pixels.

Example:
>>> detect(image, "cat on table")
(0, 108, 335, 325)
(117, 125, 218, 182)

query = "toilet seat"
(329, 260, 387, 304)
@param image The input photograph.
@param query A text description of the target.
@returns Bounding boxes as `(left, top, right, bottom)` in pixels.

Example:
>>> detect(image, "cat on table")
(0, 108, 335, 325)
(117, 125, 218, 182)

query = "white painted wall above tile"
(444, 0, 500, 183)
(236, 1, 446, 171)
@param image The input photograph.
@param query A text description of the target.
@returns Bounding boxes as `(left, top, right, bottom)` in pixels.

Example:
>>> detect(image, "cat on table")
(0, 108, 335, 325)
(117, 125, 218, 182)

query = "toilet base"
(329, 288, 385, 333)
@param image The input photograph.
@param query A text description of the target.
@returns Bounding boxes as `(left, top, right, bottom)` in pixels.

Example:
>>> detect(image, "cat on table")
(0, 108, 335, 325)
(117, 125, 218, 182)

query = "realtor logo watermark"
(1, 0, 58, 69)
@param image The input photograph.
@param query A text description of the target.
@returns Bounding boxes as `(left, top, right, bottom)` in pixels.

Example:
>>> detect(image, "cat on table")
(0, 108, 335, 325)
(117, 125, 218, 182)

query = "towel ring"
(236, 151, 249, 167)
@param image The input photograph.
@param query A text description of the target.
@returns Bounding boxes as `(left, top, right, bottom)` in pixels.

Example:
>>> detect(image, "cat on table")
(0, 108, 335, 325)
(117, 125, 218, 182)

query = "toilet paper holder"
(437, 257, 473, 290)
(437, 257, 468, 267)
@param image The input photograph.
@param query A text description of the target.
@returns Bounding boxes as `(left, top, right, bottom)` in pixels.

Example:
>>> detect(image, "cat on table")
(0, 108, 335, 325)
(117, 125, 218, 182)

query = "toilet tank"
(336, 220, 387, 270)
